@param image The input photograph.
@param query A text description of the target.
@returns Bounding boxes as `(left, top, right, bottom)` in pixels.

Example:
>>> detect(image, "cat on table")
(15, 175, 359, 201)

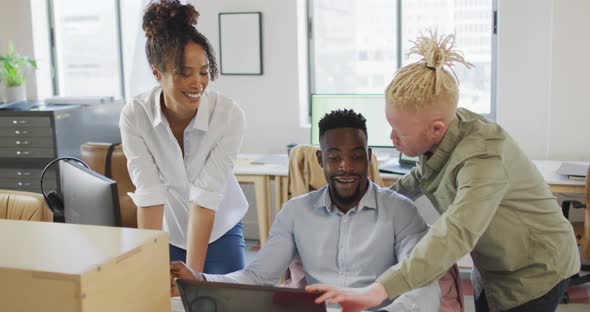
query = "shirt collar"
(150, 88, 210, 132)
(312, 181, 378, 214)
(151, 88, 164, 128)
(423, 110, 463, 172)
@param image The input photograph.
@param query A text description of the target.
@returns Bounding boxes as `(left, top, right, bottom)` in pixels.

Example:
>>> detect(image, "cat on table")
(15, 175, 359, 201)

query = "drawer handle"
(14, 130, 29, 135)
(17, 171, 32, 176)
(12, 120, 28, 125)
(17, 182, 32, 187)
(16, 151, 32, 155)
(15, 140, 31, 145)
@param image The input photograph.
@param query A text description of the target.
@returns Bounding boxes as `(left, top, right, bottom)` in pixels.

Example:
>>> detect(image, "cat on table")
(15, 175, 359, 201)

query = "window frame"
(46, 0, 126, 99)
(307, 0, 498, 136)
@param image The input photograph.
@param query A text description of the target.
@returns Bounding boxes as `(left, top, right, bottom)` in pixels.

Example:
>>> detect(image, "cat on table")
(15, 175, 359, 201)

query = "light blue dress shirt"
(204, 182, 441, 311)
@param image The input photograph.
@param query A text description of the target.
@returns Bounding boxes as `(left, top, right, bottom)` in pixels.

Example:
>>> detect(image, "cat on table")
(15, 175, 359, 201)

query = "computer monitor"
(310, 94, 393, 147)
(60, 160, 121, 226)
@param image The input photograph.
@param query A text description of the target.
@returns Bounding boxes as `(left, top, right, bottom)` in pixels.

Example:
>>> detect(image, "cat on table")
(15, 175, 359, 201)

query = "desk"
(0, 220, 169, 312)
(234, 155, 288, 245)
(534, 160, 586, 194)
(235, 156, 586, 246)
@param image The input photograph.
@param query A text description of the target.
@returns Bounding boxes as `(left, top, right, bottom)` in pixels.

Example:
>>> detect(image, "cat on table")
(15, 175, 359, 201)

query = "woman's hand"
(305, 282, 389, 312)
(170, 261, 205, 297)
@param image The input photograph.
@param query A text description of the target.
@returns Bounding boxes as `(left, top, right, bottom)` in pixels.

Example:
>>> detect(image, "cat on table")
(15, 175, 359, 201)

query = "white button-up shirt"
(120, 86, 248, 248)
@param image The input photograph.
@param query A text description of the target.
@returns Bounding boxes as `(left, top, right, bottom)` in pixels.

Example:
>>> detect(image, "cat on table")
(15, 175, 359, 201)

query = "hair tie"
(425, 64, 436, 71)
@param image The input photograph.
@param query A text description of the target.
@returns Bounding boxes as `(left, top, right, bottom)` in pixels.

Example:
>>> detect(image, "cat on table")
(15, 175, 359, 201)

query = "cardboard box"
(0, 219, 170, 312)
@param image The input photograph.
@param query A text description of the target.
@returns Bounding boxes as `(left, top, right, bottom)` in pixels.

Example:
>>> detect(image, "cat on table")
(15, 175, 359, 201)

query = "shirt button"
(343, 218, 348, 223)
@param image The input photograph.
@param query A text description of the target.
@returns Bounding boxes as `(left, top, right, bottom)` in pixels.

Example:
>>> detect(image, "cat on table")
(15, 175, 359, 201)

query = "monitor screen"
(60, 160, 121, 226)
(310, 94, 393, 147)
(400, 152, 419, 164)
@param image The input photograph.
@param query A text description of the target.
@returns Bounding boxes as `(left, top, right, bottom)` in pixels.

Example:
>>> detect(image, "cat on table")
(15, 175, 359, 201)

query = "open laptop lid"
(176, 279, 327, 312)
(398, 152, 418, 165)
(379, 152, 418, 175)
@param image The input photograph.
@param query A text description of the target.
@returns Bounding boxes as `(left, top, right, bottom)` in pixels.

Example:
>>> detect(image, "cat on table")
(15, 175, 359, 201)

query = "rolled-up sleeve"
(119, 103, 167, 207)
(189, 103, 245, 211)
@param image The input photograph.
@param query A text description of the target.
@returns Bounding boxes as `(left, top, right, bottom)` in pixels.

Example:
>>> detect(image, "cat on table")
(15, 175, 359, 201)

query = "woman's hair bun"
(143, 0, 200, 39)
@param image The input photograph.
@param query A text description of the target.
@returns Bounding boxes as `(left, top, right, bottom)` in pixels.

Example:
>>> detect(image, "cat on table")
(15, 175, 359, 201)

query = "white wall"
(1, 0, 589, 159)
(191, 0, 309, 154)
(497, 0, 590, 161)
(546, 0, 590, 160)
(0, 0, 37, 100)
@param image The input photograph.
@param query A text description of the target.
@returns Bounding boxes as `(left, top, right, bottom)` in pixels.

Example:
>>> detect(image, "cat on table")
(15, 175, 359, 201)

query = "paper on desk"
(556, 162, 589, 178)
(171, 296, 185, 312)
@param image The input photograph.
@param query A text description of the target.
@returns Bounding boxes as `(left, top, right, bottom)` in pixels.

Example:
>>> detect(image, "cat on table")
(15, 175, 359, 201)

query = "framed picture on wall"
(218, 12, 263, 75)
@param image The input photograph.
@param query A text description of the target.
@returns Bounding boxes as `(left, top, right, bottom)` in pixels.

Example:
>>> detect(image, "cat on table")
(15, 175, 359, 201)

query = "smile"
(183, 92, 201, 100)
(335, 177, 358, 183)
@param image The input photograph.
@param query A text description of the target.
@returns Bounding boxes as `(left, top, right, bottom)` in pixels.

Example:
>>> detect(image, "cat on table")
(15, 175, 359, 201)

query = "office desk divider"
(0, 220, 170, 312)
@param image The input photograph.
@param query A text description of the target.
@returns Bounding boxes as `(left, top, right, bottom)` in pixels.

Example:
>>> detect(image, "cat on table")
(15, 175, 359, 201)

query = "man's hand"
(305, 282, 389, 312)
(170, 261, 205, 297)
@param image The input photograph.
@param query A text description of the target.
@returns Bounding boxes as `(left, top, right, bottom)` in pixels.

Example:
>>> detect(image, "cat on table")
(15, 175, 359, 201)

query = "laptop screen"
(176, 279, 327, 312)
(399, 152, 418, 165)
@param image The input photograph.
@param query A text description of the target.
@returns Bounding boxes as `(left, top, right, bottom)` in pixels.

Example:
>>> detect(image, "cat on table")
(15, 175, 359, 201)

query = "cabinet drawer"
(0, 148, 55, 158)
(0, 168, 56, 180)
(0, 137, 54, 148)
(0, 128, 53, 137)
(0, 116, 51, 128)
(0, 178, 57, 193)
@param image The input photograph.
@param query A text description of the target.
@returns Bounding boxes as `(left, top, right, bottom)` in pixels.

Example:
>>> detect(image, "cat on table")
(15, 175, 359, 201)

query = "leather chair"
(0, 189, 53, 222)
(80, 143, 137, 228)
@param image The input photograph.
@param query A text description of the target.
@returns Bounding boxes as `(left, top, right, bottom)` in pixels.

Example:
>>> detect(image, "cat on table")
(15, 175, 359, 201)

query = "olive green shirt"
(378, 108, 580, 311)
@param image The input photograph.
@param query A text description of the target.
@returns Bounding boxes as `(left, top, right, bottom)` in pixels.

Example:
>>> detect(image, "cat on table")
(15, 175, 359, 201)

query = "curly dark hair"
(318, 109, 368, 138)
(142, 0, 218, 80)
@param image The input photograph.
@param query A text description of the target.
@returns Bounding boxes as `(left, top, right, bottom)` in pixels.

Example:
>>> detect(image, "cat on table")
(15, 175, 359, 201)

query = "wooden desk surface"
(0, 219, 165, 275)
(236, 155, 586, 194)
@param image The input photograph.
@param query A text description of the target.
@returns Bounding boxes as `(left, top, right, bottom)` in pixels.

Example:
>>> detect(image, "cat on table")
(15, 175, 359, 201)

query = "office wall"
(191, 0, 310, 154)
(546, 0, 590, 160)
(0, 0, 37, 101)
(496, 0, 590, 161)
(196, 0, 590, 159)
(1, 0, 589, 159)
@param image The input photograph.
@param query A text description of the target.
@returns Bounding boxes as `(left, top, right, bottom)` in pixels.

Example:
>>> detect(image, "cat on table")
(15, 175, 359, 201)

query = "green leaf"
(0, 40, 37, 87)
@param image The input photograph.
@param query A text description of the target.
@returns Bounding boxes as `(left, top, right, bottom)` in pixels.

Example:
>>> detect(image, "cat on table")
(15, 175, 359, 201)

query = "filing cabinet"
(0, 101, 123, 193)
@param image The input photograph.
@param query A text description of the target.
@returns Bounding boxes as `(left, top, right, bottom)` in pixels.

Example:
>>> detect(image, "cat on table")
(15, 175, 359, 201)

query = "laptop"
(176, 279, 327, 312)
(379, 152, 418, 175)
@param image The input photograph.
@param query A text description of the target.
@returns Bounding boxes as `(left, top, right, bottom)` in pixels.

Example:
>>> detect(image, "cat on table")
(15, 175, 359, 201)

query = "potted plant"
(0, 41, 37, 103)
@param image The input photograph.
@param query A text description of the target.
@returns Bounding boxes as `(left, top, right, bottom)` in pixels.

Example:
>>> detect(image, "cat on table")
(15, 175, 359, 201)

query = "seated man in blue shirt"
(170, 109, 441, 311)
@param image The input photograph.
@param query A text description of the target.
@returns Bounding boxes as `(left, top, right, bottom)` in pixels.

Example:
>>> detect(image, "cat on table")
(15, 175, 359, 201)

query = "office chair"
(0, 189, 53, 222)
(80, 142, 138, 228)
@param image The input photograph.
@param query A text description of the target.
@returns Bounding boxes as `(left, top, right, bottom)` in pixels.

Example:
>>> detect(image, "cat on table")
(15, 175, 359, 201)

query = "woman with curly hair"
(120, 0, 247, 277)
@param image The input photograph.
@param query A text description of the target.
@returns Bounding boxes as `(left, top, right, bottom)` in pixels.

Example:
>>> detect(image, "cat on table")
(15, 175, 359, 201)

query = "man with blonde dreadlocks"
(307, 32, 579, 312)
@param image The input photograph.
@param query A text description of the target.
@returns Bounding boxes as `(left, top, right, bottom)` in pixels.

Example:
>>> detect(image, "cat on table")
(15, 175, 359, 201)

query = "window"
(48, 0, 125, 97)
(309, 0, 496, 146)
